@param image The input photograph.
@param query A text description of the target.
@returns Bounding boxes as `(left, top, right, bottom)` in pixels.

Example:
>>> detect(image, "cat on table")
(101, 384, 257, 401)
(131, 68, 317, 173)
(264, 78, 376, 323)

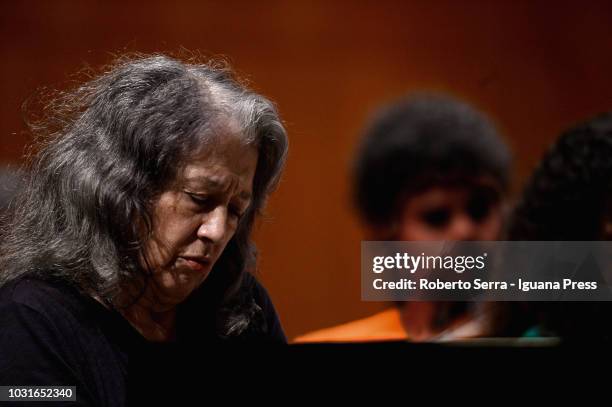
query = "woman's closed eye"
(187, 192, 209, 205)
(186, 192, 246, 220)
(421, 208, 451, 229)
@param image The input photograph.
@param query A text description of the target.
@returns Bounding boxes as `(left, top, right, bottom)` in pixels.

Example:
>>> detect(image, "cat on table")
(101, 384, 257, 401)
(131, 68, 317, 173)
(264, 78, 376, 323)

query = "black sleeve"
(0, 300, 97, 406)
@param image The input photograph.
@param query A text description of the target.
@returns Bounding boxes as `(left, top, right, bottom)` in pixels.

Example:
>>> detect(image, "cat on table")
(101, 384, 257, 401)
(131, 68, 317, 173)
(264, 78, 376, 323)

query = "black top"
(0, 274, 285, 406)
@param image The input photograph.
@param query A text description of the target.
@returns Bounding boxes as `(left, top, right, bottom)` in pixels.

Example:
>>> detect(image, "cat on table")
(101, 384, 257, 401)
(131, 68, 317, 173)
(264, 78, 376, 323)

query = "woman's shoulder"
(0, 276, 108, 355)
(0, 275, 139, 358)
(0, 276, 130, 404)
(0, 276, 92, 321)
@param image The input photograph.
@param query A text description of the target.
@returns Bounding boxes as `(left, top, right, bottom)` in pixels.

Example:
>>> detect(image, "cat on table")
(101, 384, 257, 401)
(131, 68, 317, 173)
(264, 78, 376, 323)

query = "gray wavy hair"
(0, 54, 288, 337)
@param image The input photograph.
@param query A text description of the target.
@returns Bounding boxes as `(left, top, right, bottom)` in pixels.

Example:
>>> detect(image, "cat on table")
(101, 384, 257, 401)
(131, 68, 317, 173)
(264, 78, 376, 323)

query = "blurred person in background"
(295, 94, 512, 343)
(498, 113, 612, 341)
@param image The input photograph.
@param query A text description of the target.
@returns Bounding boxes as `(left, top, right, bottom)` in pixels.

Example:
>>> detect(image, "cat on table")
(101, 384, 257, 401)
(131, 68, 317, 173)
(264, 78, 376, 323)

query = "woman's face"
(385, 177, 504, 241)
(141, 134, 258, 310)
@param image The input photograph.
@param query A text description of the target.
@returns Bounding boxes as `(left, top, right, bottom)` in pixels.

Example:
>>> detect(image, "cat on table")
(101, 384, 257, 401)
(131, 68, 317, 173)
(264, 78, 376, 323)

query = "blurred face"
(388, 177, 504, 241)
(141, 134, 257, 310)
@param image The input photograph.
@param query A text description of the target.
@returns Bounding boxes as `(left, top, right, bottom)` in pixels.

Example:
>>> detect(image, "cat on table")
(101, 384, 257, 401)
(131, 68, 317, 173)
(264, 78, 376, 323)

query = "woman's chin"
(152, 271, 208, 307)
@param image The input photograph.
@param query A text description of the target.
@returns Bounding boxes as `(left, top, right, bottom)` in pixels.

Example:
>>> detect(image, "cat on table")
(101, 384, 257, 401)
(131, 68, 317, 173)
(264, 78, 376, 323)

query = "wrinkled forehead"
(178, 129, 258, 189)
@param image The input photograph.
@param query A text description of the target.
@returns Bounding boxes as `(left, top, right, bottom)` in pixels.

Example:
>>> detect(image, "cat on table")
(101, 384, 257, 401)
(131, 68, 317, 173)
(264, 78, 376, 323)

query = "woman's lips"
(180, 257, 211, 273)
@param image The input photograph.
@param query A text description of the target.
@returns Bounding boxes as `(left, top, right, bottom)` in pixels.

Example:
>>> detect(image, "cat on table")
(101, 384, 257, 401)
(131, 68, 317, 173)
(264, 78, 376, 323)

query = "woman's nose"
(196, 206, 229, 243)
(448, 213, 479, 241)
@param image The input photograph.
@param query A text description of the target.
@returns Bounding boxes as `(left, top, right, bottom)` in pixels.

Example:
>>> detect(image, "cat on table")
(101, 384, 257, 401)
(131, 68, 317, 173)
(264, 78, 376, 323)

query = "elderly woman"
(0, 55, 288, 402)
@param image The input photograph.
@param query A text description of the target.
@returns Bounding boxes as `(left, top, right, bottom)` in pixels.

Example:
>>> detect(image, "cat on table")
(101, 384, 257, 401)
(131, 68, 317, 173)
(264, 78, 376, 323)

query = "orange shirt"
(293, 308, 408, 343)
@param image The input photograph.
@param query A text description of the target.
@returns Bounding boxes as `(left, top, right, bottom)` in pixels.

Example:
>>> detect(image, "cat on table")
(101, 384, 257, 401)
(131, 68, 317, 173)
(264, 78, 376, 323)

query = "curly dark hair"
(352, 93, 511, 228)
(0, 54, 288, 338)
(502, 113, 612, 340)
(508, 113, 612, 240)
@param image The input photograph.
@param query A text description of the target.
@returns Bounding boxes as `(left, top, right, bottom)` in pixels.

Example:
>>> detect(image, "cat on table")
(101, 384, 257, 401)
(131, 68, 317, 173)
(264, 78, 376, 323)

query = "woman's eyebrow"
(185, 175, 252, 201)
(184, 175, 225, 190)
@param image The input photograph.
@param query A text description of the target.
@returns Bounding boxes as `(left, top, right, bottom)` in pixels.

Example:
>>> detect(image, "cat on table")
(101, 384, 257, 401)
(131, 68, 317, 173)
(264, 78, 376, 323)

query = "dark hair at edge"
(508, 112, 612, 240)
(351, 93, 512, 228)
(498, 113, 612, 340)
(0, 53, 288, 338)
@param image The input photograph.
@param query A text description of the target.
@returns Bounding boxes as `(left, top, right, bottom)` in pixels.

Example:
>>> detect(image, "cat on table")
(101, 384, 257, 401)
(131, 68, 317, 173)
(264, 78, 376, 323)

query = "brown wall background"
(1, 0, 611, 339)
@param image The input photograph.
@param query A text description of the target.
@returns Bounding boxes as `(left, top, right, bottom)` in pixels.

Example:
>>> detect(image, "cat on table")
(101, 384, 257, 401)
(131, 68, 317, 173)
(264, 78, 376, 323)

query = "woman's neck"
(111, 284, 178, 342)
(120, 302, 177, 342)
